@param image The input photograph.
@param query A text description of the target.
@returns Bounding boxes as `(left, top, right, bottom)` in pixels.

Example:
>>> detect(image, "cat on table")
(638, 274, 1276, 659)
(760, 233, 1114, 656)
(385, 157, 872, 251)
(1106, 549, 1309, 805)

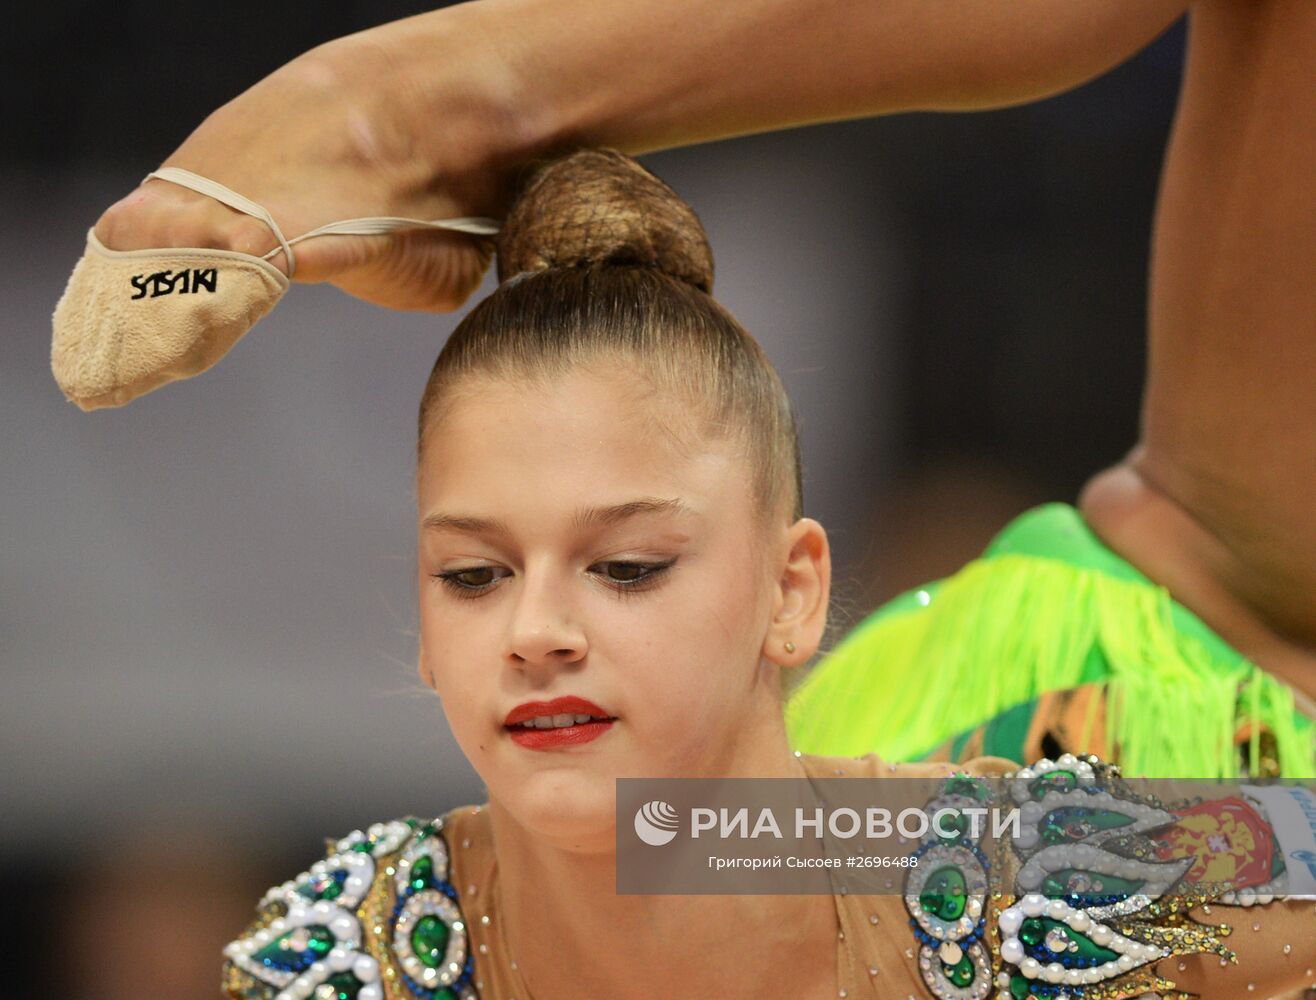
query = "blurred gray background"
(3, 2, 1182, 995)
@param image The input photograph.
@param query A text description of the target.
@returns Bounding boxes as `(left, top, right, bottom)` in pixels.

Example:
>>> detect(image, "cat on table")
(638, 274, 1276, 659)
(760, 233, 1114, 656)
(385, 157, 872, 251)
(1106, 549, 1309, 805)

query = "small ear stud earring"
(783, 641, 797, 654)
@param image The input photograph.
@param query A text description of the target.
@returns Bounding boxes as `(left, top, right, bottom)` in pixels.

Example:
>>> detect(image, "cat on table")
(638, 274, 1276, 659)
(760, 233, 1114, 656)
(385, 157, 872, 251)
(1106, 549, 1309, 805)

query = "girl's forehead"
(426, 369, 726, 466)
(418, 372, 753, 525)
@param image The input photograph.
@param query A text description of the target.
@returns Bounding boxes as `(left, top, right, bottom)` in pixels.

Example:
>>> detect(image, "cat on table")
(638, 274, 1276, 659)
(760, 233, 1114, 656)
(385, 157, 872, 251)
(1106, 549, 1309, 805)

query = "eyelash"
(432, 560, 676, 599)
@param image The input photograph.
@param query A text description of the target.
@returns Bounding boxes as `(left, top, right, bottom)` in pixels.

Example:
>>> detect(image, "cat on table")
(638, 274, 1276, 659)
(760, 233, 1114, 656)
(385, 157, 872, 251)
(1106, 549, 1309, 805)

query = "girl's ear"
(763, 517, 830, 668)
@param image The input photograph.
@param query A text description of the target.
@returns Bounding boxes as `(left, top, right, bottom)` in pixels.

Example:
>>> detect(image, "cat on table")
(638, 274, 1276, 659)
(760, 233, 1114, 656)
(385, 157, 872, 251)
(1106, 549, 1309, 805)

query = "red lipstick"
(504, 696, 616, 751)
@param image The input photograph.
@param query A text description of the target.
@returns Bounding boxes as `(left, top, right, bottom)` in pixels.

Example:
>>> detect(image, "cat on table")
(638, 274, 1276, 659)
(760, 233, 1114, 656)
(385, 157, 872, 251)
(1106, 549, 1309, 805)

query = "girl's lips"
(503, 695, 613, 726)
(508, 718, 614, 751)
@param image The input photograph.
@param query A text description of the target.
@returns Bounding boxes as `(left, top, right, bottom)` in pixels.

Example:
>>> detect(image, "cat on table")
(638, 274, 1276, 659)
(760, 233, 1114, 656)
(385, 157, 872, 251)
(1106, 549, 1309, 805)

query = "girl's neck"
(487, 744, 841, 1000)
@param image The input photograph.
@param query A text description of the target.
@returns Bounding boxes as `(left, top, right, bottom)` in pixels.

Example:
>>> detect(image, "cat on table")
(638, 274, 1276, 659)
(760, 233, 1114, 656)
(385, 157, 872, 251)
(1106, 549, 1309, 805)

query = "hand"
(91, 26, 521, 312)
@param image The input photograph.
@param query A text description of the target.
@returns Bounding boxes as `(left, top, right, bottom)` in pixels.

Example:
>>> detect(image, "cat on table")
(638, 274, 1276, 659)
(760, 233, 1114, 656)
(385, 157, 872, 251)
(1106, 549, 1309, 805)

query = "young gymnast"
(220, 149, 1313, 1000)
(64, 0, 1315, 780)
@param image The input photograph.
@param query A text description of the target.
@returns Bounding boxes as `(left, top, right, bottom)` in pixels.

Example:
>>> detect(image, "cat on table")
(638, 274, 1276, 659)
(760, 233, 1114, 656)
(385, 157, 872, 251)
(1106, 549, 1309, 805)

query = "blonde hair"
(418, 149, 803, 525)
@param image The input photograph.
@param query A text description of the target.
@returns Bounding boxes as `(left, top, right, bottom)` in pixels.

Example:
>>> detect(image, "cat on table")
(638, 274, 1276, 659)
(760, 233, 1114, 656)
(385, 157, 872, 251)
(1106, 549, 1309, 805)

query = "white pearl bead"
(1044, 962, 1065, 983)
(1117, 954, 1136, 971)
(353, 955, 379, 981)
(1001, 939, 1025, 965)
(1069, 912, 1091, 933)
(330, 915, 357, 940)
(1046, 900, 1070, 919)
(1021, 894, 1048, 916)
(359, 987, 383, 1000)
(1000, 908, 1024, 937)
(328, 948, 354, 972)
(1021, 958, 1042, 978)
(1090, 925, 1113, 946)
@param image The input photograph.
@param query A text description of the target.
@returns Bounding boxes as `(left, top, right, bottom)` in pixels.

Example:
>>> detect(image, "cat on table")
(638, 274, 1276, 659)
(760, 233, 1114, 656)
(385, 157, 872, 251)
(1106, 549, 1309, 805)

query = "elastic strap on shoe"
(145, 166, 501, 279)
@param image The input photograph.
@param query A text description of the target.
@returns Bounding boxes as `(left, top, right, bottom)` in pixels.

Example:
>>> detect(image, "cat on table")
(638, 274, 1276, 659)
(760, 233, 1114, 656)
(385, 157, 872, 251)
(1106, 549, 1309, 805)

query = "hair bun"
(496, 148, 714, 293)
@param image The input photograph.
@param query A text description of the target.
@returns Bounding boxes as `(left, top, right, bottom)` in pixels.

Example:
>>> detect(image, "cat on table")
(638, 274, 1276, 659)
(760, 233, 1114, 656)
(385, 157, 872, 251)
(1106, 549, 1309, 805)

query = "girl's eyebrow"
(422, 496, 695, 537)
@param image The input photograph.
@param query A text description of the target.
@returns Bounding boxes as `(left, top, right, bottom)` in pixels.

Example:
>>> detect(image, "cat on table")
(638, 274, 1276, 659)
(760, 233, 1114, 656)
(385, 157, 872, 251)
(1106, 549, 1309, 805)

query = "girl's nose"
(505, 570, 587, 673)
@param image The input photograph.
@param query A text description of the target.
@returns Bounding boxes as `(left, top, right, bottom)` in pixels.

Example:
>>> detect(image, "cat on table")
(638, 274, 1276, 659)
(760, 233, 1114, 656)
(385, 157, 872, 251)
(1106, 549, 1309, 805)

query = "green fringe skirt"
(785, 504, 1315, 779)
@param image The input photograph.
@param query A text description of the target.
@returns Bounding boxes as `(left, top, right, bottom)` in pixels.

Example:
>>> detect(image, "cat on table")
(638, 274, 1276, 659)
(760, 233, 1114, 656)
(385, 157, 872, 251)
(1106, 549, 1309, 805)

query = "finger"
(93, 182, 288, 274)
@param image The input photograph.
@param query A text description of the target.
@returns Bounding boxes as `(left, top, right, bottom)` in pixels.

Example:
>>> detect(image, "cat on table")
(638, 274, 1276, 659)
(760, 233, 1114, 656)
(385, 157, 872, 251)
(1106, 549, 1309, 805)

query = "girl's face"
(416, 363, 827, 852)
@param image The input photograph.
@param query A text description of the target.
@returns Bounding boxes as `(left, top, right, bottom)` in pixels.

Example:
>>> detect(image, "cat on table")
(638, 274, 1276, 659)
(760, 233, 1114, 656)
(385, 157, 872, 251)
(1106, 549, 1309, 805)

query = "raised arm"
(487, 0, 1193, 149)
(93, 0, 1191, 311)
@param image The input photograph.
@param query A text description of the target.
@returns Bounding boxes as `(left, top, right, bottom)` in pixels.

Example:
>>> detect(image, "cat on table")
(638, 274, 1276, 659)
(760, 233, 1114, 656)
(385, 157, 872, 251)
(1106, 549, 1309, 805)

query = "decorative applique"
(905, 754, 1241, 1000)
(223, 818, 480, 1000)
(904, 773, 997, 999)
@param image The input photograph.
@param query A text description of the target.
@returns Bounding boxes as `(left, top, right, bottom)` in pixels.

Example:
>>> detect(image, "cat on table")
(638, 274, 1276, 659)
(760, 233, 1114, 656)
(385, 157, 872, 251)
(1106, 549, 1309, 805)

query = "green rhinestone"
(1028, 771, 1076, 798)
(1009, 974, 1032, 999)
(936, 811, 971, 844)
(323, 972, 364, 1000)
(1019, 918, 1045, 947)
(1042, 868, 1142, 899)
(918, 866, 967, 922)
(1045, 806, 1134, 835)
(411, 914, 451, 969)
(1035, 917, 1117, 964)
(296, 870, 346, 902)
(251, 925, 334, 972)
(410, 854, 435, 892)
(943, 776, 989, 800)
(946, 953, 975, 987)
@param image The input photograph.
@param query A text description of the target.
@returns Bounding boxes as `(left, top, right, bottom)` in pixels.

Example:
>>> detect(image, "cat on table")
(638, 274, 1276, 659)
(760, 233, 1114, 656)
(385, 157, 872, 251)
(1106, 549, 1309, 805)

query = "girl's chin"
(491, 785, 619, 851)
(512, 807, 617, 853)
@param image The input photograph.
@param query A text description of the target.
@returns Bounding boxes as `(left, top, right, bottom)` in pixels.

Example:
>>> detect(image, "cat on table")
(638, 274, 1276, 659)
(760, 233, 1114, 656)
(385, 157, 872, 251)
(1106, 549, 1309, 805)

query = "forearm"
(372, 0, 1192, 177)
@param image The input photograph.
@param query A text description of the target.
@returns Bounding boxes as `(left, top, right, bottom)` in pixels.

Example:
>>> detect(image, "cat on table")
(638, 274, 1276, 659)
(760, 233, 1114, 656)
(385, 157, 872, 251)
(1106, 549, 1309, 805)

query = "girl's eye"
(591, 559, 675, 588)
(434, 565, 505, 596)
(432, 560, 675, 599)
